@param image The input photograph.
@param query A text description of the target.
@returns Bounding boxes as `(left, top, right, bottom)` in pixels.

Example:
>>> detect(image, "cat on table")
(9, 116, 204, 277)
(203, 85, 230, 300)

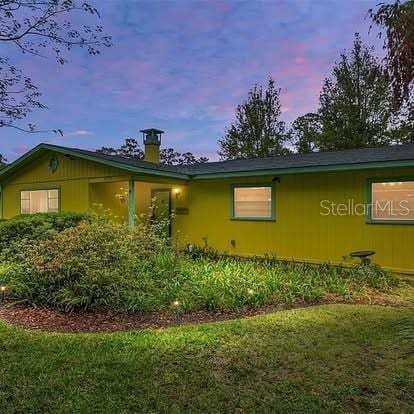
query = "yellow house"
(1, 128, 414, 274)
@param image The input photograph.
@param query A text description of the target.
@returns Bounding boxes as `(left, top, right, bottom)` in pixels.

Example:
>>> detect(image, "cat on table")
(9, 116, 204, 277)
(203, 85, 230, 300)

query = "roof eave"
(190, 159, 414, 180)
(0, 144, 190, 181)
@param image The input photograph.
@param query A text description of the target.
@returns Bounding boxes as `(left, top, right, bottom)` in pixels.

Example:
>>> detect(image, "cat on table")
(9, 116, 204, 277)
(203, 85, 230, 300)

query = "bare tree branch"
(0, 0, 112, 133)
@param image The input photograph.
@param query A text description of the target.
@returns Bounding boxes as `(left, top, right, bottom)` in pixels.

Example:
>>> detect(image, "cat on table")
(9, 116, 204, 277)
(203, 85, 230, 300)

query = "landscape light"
(247, 289, 254, 296)
(173, 300, 182, 324)
(0, 286, 6, 303)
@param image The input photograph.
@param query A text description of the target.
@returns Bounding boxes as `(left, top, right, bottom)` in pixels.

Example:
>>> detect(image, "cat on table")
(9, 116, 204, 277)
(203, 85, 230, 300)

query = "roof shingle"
(179, 143, 414, 176)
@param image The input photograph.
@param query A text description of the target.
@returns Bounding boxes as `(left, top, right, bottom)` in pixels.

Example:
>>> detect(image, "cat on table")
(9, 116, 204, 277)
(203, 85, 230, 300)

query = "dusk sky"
(1, 0, 384, 162)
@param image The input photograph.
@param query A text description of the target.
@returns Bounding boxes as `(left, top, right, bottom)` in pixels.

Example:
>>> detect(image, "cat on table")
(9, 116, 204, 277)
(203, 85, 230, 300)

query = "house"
(1, 128, 414, 274)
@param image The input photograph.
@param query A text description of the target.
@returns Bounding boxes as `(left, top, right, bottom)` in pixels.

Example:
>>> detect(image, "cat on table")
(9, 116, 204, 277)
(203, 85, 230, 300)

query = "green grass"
(0, 304, 413, 413)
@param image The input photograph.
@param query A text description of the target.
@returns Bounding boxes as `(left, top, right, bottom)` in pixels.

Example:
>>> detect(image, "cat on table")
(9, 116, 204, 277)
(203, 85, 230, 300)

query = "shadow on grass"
(0, 304, 413, 413)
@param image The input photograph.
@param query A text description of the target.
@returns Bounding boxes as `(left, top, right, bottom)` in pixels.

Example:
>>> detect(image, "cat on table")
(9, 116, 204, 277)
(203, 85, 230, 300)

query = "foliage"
(398, 315, 414, 344)
(290, 33, 413, 152)
(0, 212, 90, 262)
(0, 57, 46, 132)
(0, 0, 111, 133)
(161, 149, 209, 166)
(219, 77, 291, 160)
(0, 216, 178, 312)
(370, 0, 414, 110)
(177, 258, 397, 311)
(0, 152, 7, 169)
(290, 112, 322, 153)
(97, 138, 209, 165)
(318, 33, 396, 150)
(98, 138, 144, 160)
(0, 217, 398, 313)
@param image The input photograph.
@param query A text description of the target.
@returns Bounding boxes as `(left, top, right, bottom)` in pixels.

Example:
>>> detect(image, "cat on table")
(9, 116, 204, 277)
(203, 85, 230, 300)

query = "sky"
(1, 0, 384, 162)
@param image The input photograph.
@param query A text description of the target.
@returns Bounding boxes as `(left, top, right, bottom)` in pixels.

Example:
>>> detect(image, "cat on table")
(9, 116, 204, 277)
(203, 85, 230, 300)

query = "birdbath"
(350, 250, 376, 265)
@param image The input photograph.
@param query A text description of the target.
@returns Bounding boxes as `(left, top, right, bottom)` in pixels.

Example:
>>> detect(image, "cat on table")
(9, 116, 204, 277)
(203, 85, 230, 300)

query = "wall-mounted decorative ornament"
(49, 157, 59, 173)
(115, 187, 128, 203)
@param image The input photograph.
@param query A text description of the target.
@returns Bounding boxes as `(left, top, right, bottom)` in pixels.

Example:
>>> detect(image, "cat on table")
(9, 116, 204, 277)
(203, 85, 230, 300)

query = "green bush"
(0, 212, 91, 262)
(174, 259, 397, 311)
(0, 213, 398, 313)
(1, 216, 180, 312)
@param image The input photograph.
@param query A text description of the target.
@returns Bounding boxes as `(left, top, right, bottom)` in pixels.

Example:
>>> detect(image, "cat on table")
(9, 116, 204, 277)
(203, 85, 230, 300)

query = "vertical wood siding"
(177, 167, 414, 273)
(2, 152, 129, 217)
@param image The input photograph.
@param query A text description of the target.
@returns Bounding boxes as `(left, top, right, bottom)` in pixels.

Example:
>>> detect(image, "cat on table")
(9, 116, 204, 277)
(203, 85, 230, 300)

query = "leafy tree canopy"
(219, 77, 291, 160)
(290, 113, 322, 153)
(370, 0, 414, 110)
(0, 153, 7, 169)
(291, 34, 413, 152)
(97, 138, 209, 166)
(318, 33, 396, 150)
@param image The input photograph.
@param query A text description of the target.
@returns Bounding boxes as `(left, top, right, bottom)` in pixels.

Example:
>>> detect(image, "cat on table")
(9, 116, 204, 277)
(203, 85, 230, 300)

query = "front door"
(151, 189, 171, 238)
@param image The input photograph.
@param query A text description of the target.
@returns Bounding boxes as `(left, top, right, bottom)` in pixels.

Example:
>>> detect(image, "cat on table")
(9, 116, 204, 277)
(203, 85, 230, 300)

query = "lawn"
(0, 304, 413, 413)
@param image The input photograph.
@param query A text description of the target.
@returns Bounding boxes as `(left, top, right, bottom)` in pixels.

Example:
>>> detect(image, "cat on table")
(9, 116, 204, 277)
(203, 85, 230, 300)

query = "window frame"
(366, 177, 414, 225)
(20, 186, 61, 215)
(230, 183, 276, 222)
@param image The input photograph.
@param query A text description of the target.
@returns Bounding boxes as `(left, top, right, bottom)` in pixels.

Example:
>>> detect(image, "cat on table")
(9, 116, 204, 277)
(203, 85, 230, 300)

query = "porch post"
(128, 179, 135, 230)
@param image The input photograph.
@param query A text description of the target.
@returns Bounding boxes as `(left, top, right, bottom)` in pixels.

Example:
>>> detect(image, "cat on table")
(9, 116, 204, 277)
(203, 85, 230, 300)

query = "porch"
(88, 177, 188, 232)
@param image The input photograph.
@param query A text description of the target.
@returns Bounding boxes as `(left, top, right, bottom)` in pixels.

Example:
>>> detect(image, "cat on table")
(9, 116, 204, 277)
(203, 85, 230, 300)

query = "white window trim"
(368, 178, 414, 224)
(231, 184, 275, 221)
(20, 188, 60, 214)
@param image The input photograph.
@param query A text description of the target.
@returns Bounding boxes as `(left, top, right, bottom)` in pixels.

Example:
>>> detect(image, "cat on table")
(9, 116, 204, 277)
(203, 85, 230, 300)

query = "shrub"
(1, 216, 179, 312)
(175, 259, 397, 311)
(0, 212, 91, 262)
(345, 263, 398, 291)
(0, 219, 398, 313)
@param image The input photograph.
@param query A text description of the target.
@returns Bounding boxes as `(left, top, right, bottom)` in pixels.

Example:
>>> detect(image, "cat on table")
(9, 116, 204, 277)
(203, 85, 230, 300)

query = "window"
(232, 186, 274, 220)
(370, 180, 414, 222)
(21, 189, 59, 214)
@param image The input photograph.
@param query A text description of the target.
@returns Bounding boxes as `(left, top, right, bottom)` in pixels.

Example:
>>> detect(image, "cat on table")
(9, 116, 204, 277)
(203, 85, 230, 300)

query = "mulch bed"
(0, 296, 408, 334)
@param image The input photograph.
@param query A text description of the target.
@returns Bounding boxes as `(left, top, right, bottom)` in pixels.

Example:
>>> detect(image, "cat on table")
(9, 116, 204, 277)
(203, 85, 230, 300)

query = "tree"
(290, 113, 322, 153)
(97, 138, 209, 165)
(0, 0, 111, 133)
(218, 77, 290, 160)
(177, 152, 208, 165)
(159, 148, 180, 165)
(0, 154, 7, 169)
(316, 33, 396, 150)
(0, 57, 47, 133)
(97, 138, 144, 159)
(370, 0, 414, 110)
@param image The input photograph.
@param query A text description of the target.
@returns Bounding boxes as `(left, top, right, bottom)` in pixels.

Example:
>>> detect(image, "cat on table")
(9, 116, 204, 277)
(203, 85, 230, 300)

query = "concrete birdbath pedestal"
(350, 250, 375, 265)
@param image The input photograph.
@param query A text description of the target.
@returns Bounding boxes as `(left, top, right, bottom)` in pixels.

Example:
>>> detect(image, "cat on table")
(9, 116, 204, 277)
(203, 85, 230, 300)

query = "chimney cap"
(140, 128, 164, 134)
(140, 128, 164, 146)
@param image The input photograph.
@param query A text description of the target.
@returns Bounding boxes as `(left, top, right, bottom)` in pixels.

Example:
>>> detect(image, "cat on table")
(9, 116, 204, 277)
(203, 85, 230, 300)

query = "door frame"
(150, 188, 172, 237)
